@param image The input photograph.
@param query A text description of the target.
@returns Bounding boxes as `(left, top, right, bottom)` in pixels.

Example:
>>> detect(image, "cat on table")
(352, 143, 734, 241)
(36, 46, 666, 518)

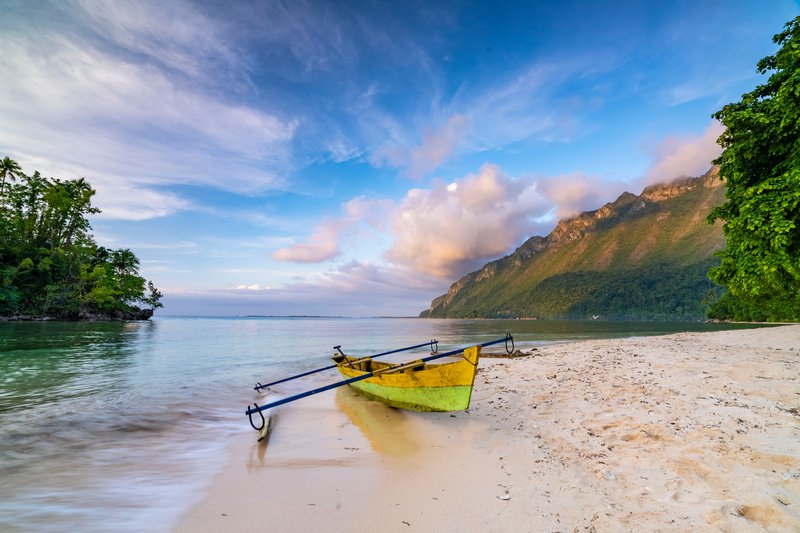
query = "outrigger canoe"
(246, 335, 513, 434)
(332, 345, 480, 412)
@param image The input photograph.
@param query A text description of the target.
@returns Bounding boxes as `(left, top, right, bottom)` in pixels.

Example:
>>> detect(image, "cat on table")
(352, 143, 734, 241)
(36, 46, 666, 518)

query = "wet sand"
(175, 325, 800, 532)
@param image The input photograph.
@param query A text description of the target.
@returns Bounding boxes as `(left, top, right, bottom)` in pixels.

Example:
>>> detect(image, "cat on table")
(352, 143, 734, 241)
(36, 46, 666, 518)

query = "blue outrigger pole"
(246, 334, 514, 431)
(253, 339, 440, 391)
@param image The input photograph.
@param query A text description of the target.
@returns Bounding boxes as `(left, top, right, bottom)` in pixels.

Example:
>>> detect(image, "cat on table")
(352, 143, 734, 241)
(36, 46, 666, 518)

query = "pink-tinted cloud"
(378, 114, 470, 178)
(644, 121, 723, 185)
(536, 122, 725, 223)
(385, 164, 549, 277)
(342, 196, 394, 231)
(271, 196, 394, 265)
(271, 120, 724, 279)
(406, 114, 469, 178)
(536, 172, 626, 219)
(272, 219, 344, 263)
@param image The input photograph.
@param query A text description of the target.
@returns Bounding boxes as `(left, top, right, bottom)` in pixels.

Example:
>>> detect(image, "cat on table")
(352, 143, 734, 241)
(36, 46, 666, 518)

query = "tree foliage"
(0, 158, 163, 319)
(423, 261, 720, 321)
(708, 16, 800, 321)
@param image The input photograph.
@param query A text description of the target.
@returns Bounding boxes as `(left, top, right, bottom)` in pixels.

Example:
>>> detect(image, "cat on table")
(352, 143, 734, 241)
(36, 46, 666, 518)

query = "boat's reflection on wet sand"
(333, 387, 421, 456)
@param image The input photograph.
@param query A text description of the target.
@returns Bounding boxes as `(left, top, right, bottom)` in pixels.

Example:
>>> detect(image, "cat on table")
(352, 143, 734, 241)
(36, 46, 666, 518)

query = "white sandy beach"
(176, 325, 800, 532)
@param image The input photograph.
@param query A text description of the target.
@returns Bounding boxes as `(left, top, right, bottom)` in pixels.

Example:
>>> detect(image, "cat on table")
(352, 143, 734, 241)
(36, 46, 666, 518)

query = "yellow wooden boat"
(332, 345, 480, 412)
(246, 336, 511, 433)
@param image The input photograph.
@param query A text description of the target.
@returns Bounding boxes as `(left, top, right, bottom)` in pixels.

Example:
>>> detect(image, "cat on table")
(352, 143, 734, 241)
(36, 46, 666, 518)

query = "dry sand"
(176, 325, 800, 532)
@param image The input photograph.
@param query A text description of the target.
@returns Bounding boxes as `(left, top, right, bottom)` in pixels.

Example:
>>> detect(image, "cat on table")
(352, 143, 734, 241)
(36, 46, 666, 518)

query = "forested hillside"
(421, 169, 726, 320)
(0, 157, 162, 320)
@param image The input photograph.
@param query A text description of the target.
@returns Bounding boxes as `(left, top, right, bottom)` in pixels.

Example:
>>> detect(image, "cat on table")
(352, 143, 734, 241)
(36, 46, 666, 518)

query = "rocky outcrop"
(2, 307, 155, 322)
(123, 307, 154, 320)
(78, 307, 154, 321)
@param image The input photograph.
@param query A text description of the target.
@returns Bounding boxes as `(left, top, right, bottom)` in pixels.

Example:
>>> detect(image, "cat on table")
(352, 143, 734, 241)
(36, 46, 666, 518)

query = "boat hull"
(334, 346, 480, 412)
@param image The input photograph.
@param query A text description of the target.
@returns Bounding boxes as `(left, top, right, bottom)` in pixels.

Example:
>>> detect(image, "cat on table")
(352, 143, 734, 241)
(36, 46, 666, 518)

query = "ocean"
(0, 316, 761, 531)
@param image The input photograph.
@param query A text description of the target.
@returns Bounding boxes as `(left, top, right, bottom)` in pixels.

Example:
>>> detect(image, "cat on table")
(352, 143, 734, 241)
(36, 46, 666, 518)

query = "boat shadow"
(334, 387, 421, 457)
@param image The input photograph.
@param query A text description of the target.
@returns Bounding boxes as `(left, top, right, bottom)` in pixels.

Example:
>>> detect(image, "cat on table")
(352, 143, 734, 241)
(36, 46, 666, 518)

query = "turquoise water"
(0, 317, 764, 531)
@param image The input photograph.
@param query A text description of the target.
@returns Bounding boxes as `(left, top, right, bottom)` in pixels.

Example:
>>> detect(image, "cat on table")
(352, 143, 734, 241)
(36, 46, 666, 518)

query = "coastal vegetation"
(706, 16, 800, 322)
(0, 157, 162, 320)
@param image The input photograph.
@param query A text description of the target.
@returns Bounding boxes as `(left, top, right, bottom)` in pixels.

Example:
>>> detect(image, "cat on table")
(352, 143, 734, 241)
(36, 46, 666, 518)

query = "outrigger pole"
(253, 339, 440, 392)
(246, 334, 514, 431)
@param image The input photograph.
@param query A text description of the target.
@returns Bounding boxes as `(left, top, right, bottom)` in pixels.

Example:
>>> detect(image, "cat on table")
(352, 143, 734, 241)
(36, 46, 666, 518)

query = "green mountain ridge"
(420, 168, 726, 320)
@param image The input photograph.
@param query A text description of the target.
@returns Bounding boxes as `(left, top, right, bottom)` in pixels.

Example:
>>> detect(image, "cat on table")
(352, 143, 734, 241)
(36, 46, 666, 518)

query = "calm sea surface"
(0, 317, 763, 531)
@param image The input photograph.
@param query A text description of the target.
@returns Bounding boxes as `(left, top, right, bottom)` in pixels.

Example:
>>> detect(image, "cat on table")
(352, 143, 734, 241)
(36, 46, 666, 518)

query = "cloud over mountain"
(386, 164, 549, 277)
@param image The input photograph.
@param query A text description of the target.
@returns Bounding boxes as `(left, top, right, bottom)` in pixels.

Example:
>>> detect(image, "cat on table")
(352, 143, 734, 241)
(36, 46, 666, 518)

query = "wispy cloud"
(463, 63, 561, 146)
(458, 56, 613, 150)
(92, 182, 191, 221)
(367, 56, 611, 177)
(2, 33, 296, 166)
(0, 1, 297, 219)
(234, 284, 271, 290)
(76, 0, 248, 85)
(3, 1, 616, 206)
(121, 241, 199, 251)
(163, 260, 441, 316)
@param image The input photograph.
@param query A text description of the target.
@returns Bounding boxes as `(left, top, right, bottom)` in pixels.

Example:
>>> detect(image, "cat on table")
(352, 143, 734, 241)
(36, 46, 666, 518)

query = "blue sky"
(1, 1, 798, 316)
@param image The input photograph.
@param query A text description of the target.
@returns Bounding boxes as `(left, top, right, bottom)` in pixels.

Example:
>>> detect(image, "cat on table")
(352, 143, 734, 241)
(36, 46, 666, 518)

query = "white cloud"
(234, 284, 270, 291)
(265, 117, 724, 289)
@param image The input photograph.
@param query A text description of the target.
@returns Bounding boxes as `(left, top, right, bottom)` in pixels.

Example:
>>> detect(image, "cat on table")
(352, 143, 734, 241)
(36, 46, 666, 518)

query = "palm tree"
(0, 156, 22, 200)
(111, 248, 140, 276)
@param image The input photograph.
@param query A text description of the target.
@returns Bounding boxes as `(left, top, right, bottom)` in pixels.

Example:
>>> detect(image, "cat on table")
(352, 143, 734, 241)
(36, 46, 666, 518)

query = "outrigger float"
(246, 334, 514, 438)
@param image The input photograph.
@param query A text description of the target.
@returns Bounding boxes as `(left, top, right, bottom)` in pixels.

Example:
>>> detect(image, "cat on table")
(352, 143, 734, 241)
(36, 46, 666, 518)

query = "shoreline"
(176, 325, 800, 532)
(0, 311, 155, 322)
